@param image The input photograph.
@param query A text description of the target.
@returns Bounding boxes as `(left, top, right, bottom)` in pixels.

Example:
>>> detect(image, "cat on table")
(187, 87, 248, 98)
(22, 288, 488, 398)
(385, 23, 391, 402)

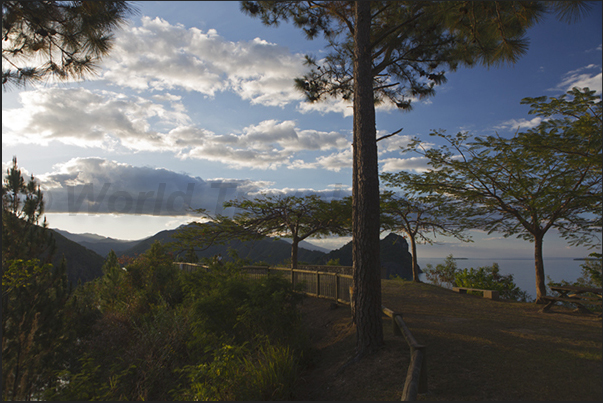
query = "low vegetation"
(34, 244, 312, 401)
(423, 254, 531, 301)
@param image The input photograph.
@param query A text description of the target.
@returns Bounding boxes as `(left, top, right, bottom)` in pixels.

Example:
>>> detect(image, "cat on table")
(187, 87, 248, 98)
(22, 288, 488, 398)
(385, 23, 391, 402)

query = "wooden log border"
(382, 306, 427, 401)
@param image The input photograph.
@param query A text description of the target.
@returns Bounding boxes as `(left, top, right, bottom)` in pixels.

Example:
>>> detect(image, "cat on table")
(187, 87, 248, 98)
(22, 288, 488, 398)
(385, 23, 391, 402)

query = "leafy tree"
(400, 88, 602, 302)
(2, 159, 71, 400)
(379, 180, 475, 282)
(175, 194, 351, 272)
(2, 1, 136, 89)
(577, 253, 602, 289)
(240, 0, 588, 356)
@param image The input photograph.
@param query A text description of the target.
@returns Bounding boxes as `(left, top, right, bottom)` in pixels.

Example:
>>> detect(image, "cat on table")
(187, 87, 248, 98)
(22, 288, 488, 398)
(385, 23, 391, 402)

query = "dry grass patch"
(296, 280, 602, 401)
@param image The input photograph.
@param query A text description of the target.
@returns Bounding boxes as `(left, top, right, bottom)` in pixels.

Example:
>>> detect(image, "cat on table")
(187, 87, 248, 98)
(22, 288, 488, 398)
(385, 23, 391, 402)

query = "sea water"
(417, 257, 589, 301)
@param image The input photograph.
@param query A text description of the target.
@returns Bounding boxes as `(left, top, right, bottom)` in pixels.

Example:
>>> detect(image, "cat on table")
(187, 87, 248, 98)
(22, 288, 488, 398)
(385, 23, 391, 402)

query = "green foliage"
(191, 272, 305, 348)
(241, 1, 573, 109)
(45, 246, 309, 401)
(326, 258, 341, 266)
(578, 253, 602, 288)
(2, 1, 137, 89)
(2, 159, 74, 401)
(2, 157, 55, 266)
(546, 252, 602, 312)
(423, 255, 529, 301)
(423, 254, 458, 289)
(454, 264, 530, 302)
(401, 87, 601, 300)
(2, 259, 71, 400)
(173, 340, 299, 401)
(175, 194, 351, 271)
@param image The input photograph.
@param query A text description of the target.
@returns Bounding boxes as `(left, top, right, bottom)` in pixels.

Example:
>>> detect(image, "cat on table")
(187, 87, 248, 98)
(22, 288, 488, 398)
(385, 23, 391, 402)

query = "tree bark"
(533, 233, 547, 303)
(352, 0, 384, 357)
(291, 237, 299, 272)
(410, 235, 421, 282)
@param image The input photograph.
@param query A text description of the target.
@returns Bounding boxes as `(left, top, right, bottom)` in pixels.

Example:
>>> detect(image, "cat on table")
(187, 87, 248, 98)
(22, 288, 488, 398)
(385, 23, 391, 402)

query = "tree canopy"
(174, 194, 351, 271)
(398, 87, 602, 301)
(2, 1, 136, 89)
(379, 182, 475, 282)
(240, 0, 591, 357)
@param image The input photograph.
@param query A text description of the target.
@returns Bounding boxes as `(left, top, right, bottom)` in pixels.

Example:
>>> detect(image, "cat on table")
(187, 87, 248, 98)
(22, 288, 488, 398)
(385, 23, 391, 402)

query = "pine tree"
(2, 1, 136, 89)
(240, 0, 591, 358)
(1, 158, 72, 400)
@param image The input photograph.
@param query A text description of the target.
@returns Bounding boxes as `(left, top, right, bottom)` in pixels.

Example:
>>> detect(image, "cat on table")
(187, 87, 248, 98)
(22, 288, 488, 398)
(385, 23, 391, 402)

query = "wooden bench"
(541, 285, 602, 315)
(541, 295, 602, 315)
(452, 287, 499, 300)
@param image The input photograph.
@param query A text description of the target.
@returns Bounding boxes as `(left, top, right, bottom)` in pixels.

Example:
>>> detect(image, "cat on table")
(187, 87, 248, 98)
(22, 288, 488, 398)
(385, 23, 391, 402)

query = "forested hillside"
(48, 230, 104, 284)
(118, 228, 326, 265)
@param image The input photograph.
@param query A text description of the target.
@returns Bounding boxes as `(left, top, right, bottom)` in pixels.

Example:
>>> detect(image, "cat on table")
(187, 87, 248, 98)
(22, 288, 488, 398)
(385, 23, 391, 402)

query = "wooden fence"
(173, 262, 427, 400)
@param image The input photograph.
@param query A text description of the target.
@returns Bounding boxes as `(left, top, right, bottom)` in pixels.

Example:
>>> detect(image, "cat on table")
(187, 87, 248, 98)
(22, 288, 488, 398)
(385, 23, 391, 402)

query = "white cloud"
(101, 16, 308, 107)
(493, 117, 544, 131)
(378, 133, 413, 153)
(297, 94, 403, 117)
(26, 157, 352, 217)
(297, 96, 354, 117)
(290, 148, 353, 172)
(2, 87, 190, 150)
(36, 157, 271, 216)
(3, 87, 350, 170)
(380, 156, 430, 173)
(553, 64, 602, 94)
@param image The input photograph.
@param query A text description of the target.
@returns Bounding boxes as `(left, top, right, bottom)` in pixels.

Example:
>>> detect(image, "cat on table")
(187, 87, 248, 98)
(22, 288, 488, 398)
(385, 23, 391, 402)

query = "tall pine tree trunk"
(352, 1, 384, 357)
(533, 233, 547, 303)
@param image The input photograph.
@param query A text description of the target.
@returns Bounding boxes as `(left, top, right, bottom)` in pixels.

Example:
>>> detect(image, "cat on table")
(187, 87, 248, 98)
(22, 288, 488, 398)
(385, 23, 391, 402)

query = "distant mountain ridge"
(53, 228, 148, 257)
(52, 227, 417, 280)
(116, 228, 326, 266)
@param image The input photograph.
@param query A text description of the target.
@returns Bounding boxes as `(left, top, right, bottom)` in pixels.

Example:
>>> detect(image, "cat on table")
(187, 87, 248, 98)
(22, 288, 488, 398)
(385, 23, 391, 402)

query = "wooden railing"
(382, 307, 428, 400)
(174, 262, 427, 400)
(174, 262, 354, 304)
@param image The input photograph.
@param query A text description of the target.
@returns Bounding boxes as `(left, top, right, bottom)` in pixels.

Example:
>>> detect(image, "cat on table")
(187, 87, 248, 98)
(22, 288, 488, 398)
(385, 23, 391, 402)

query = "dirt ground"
(295, 280, 602, 401)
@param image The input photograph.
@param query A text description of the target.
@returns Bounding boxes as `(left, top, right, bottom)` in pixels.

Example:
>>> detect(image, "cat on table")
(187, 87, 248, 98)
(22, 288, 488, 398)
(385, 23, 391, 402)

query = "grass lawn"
(295, 279, 602, 401)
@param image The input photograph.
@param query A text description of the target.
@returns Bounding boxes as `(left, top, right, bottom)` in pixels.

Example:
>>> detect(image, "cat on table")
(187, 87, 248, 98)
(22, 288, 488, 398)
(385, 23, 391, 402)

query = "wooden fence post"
(335, 273, 340, 302)
(316, 271, 320, 296)
(393, 313, 402, 337)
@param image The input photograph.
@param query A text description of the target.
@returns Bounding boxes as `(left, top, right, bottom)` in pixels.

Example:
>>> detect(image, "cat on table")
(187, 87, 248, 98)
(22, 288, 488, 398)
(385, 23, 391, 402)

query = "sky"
(2, 1, 602, 259)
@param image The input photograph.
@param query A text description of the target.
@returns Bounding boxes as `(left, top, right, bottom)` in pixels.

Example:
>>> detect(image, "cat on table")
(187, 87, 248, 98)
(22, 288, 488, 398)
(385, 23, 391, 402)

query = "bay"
(416, 257, 588, 301)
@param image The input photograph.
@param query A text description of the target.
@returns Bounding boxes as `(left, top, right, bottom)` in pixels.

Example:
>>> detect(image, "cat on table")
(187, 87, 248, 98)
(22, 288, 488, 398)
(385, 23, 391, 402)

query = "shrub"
(173, 339, 299, 401)
(547, 252, 602, 312)
(423, 255, 529, 301)
(423, 254, 457, 288)
(454, 263, 530, 302)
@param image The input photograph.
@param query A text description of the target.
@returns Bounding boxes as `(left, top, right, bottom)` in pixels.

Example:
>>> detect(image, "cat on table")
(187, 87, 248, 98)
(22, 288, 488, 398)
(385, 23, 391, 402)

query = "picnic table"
(541, 285, 602, 315)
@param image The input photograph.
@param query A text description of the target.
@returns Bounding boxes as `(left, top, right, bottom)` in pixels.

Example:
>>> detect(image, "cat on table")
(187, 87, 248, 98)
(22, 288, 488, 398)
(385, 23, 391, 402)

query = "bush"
(547, 252, 602, 312)
(173, 339, 299, 401)
(423, 254, 457, 288)
(423, 255, 529, 301)
(454, 263, 530, 302)
(43, 247, 311, 401)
